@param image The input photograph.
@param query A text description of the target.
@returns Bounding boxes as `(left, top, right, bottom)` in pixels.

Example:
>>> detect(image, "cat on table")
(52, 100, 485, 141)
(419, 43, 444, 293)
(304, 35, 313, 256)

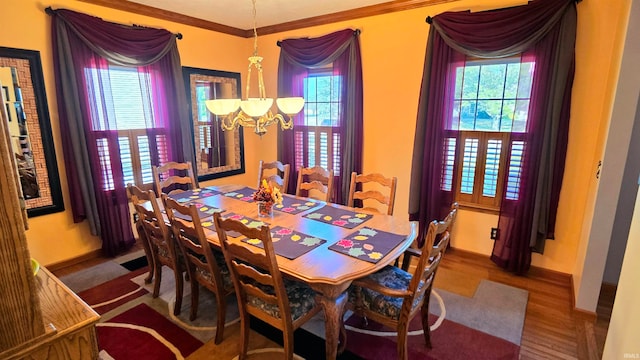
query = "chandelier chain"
(252, 0, 258, 56)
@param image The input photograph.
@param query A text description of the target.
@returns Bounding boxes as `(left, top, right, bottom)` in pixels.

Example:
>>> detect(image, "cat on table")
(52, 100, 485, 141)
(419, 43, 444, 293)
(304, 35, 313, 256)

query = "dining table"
(162, 184, 417, 360)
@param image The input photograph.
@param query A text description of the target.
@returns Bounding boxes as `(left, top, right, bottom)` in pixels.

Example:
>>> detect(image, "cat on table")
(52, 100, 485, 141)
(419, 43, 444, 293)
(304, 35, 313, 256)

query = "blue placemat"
(273, 195, 322, 215)
(168, 187, 219, 203)
(171, 202, 223, 221)
(329, 227, 407, 263)
(221, 187, 256, 202)
(202, 213, 269, 238)
(242, 226, 326, 260)
(303, 205, 372, 229)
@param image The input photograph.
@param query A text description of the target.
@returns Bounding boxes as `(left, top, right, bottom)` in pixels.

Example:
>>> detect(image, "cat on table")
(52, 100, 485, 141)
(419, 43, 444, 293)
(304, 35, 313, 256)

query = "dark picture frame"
(0, 46, 64, 217)
(182, 66, 245, 182)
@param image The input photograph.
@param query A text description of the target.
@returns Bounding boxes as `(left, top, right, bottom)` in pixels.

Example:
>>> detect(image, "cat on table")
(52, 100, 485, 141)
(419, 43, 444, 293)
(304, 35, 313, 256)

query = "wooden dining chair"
(257, 160, 290, 193)
(347, 172, 397, 215)
(152, 161, 197, 196)
(401, 202, 458, 272)
(163, 195, 235, 344)
(347, 217, 451, 360)
(127, 183, 156, 284)
(295, 165, 334, 202)
(128, 184, 185, 315)
(212, 212, 322, 360)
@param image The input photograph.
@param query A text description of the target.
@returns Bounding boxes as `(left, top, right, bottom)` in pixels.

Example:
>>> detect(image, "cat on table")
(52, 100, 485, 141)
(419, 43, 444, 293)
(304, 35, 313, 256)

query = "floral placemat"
(273, 195, 322, 215)
(303, 205, 372, 229)
(329, 227, 407, 263)
(242, 226, 326, 260)
(171, 202, 223, 221)
(202, 213, 269, 238)
(168, 187, 219, 203)
(221, 187, 255, 202)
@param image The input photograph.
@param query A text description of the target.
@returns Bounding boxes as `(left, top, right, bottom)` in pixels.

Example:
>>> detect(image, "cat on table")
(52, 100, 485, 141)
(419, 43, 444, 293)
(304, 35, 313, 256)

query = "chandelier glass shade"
(205, 0, 304, 136)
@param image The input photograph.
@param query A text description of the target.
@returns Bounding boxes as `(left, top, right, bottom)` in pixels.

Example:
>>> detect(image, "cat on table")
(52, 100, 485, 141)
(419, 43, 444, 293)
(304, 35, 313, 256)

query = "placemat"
(242, 226, 326, 260)
(202, 213, 269, 238)
(303, 205, 372, 229)
(168, 187, 219, 203)
(329, 227, 407, 263)
(172, 202, 223, 221)
(273, 195, 322, 215)
(221, 187, 256, 202)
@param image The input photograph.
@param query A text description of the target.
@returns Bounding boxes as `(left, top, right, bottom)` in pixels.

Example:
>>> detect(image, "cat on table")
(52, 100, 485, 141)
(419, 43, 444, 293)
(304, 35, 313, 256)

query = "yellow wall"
(1, 0, 253, 265)
(253, 0, 629, 274)
(0, 0, 629, 276)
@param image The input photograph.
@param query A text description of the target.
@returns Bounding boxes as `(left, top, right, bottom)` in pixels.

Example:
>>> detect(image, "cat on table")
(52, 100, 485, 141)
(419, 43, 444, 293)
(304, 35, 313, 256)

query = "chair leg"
(152, 259, 162, 298)
(173, 268, 184, 316)
(283, 324, 295, 360)
(397, 319, 410, 360)
(421, 294, 432, 349)
(189, 281, 199, 320)
(136, 223, 154, 284)
(238, 310, 250, 360)
(213, 293, 227, 344)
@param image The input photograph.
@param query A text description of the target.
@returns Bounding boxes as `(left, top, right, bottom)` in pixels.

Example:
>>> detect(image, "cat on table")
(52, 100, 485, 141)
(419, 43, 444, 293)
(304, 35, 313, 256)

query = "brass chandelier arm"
(219, 111, 294, 136)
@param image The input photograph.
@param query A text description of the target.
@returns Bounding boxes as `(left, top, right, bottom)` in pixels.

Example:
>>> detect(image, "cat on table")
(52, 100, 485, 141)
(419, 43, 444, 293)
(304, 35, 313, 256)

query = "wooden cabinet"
(1, 267, 100, 360)
(0, 64, 99, 359)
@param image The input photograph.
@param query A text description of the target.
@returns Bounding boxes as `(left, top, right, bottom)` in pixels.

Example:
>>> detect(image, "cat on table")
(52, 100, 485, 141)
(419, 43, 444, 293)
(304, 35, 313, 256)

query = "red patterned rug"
(77, 267, 149, 314)
(97, 303, 203, 360)
(343, 313, 520, 360)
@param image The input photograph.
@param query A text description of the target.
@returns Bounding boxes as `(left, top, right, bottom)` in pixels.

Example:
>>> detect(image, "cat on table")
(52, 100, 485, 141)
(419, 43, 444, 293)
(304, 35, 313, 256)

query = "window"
(295, 68, 342, 174)
(85, 65, 169, 191)
(444, 57, 534, 210)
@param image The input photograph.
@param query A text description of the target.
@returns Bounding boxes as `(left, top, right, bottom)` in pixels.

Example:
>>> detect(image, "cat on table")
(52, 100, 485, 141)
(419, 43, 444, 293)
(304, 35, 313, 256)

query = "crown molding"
(78, 0, 459, 38)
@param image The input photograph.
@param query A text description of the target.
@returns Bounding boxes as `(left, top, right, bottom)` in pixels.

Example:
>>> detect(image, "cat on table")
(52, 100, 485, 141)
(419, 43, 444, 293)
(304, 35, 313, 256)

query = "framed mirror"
(183, 67, 245, 182)
(0, 47, 63, 217)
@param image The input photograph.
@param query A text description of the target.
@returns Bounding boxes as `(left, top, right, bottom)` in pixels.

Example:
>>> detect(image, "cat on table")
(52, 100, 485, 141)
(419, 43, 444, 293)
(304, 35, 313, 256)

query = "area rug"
(64, 258, 528, 360)
(97, 303, 203, 360)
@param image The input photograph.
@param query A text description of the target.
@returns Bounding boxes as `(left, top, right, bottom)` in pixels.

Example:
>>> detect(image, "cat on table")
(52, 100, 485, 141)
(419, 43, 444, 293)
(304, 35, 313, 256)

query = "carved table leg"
(311, 283, 350, 360)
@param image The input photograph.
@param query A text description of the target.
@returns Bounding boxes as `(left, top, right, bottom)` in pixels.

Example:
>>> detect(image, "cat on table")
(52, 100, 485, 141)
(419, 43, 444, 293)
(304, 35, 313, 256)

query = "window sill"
(456, 202, 500, 215)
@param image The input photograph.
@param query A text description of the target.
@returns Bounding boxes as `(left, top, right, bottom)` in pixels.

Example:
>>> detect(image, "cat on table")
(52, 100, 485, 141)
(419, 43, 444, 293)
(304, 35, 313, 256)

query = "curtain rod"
(276, 28, 361, 47)
(426, 0, 581, 23)
(44, 6, 183, 39)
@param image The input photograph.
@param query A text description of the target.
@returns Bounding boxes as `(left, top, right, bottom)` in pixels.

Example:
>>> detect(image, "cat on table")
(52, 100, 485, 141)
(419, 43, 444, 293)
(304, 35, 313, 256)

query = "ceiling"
(81, 0, 527, 37)
(128, 0, 394, 30)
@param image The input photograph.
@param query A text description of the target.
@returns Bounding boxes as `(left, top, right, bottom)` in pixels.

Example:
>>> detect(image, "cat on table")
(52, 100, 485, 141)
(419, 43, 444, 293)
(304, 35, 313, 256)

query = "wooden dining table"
(163, 184, 417, 360)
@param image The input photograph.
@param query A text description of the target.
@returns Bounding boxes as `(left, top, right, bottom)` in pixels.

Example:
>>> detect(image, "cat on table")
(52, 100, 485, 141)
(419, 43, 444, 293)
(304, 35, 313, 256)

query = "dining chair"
(128, 184, 185, 315)
(152, 161, 197, 197)
(212, 212, 322, 360)
(347, 217, 451, 360)
(257, 160, 290, 193)
(347, 172, 397, 215)
(401, 203, 458, 272)
(163, 195, 235, 344)
(127, 183, 156, 284)
(295, 165, 334, 202)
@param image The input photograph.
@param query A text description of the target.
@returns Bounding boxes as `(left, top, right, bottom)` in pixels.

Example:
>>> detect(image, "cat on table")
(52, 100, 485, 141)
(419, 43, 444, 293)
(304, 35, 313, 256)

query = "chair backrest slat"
(295, 165, 334, 202)
(153, 161, 197, 196)
(347, 172, 397, 215)
(258, 160, 290, 193)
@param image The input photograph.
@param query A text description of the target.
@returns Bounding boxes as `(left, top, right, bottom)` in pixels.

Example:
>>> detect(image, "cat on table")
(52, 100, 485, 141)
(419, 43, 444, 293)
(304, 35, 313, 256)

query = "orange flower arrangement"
(253, 179, 283, 205)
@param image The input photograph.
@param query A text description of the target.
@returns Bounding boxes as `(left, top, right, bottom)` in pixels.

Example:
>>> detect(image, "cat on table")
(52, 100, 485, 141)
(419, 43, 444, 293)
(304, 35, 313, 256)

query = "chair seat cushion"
(248, 279, 317, 321)
(195, 250, 233, 290)
(348, 265, 425, 320)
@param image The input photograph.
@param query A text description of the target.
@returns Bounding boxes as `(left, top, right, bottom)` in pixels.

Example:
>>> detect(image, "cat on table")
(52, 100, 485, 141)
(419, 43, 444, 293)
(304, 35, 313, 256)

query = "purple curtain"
(277, 29, 363, 204)
(409, 0, 577, 273)
(50, 8, 192, 256)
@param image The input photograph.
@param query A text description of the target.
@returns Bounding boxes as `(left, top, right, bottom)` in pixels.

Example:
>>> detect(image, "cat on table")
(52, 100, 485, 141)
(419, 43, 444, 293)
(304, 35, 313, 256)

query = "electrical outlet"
(490, 227, 498, 240)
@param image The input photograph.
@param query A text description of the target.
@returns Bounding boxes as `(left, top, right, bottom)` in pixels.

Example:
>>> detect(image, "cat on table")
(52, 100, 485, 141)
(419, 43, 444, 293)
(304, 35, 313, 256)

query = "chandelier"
(205, 0, 304, 136)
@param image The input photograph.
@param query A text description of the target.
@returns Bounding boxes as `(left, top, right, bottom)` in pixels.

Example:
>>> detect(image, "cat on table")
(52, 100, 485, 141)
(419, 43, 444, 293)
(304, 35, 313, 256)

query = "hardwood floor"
(435, 248, 610, 360)
(52, 245, 611, 359)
